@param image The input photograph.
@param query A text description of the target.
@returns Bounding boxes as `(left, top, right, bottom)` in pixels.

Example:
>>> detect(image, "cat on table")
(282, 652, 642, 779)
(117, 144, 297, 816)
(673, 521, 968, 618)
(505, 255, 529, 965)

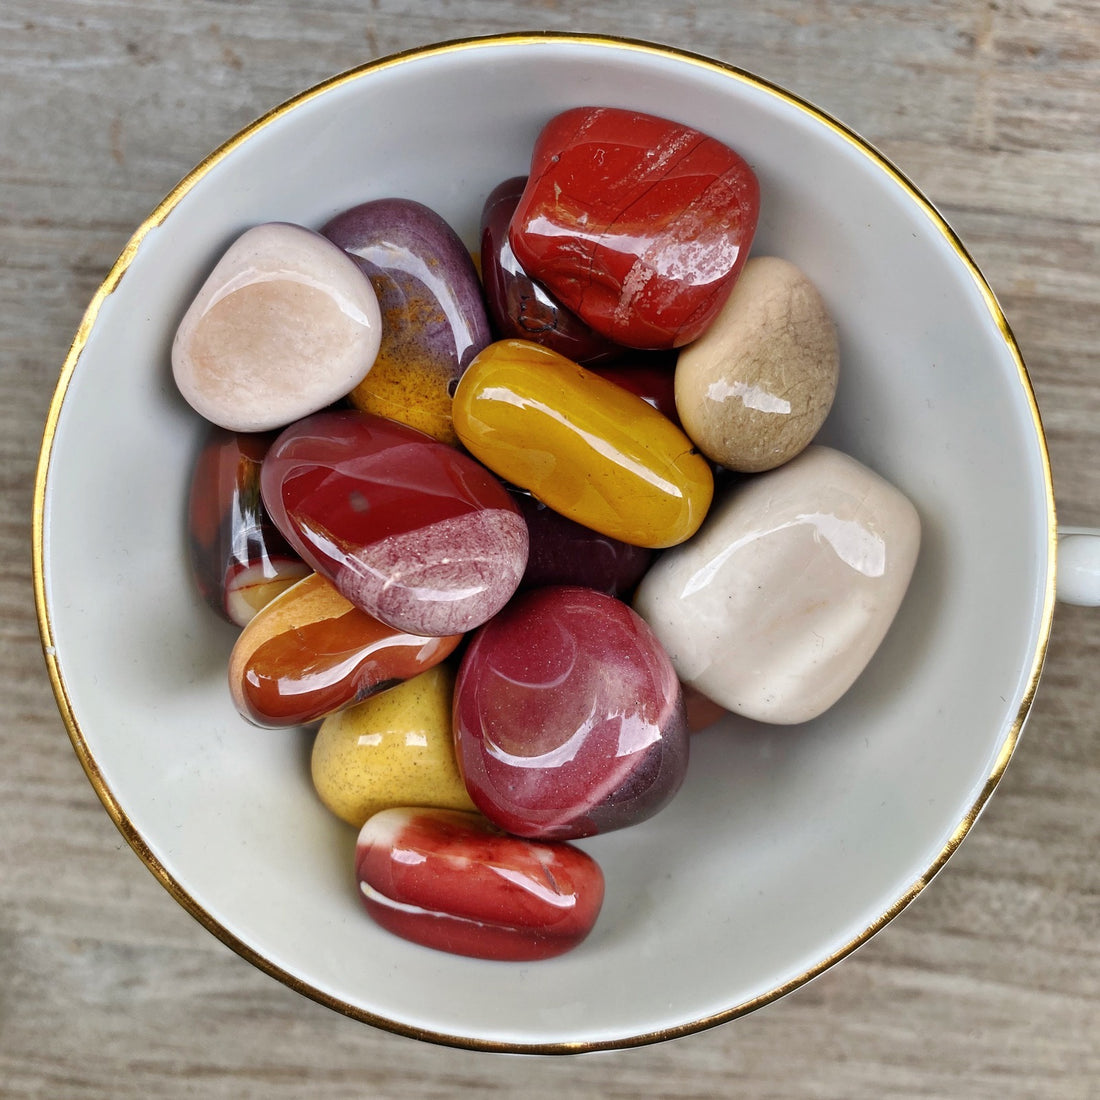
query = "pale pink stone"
(172, 222, 381, 431)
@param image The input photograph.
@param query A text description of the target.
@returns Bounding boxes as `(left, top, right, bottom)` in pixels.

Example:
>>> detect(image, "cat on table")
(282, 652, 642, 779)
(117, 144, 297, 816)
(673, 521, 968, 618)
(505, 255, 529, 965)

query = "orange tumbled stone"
(228, 573, 462, 728)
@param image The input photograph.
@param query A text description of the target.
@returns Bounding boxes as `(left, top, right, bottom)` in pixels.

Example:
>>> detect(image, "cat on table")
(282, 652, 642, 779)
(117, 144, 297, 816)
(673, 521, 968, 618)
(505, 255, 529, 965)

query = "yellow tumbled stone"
(452, 339, 713, 548)
(311, 664, 475, 828)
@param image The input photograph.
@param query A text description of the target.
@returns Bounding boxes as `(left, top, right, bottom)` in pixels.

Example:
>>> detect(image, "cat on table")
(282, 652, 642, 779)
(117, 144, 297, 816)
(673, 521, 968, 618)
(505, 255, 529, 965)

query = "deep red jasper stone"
(260, 409, 527, 637)
(509, 106, 760, 349)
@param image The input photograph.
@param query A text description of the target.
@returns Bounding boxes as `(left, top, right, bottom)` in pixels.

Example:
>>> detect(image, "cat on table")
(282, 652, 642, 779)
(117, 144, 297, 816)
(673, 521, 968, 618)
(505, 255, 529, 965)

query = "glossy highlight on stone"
(479, 176, 622, 365)
(228, 573, 462, 728)
(260, 409, 528, 636)
(187, 425, 310, 626)
(509, 106, 760, 349)
(356, 807, 605, 961)
(453, 585, 689, 839)
(633, 446, 921, 724)
(172, 222, 381, 431)
(311, 665, 475, 827)
(323, 198, 491, 444)
(452, 340, 713, 549)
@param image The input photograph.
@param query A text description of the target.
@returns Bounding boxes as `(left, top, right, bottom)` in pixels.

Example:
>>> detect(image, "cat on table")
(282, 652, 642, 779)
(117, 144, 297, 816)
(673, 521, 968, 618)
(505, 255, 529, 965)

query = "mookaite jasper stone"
(228, 573, 461, 728)
(452, 340, 713, 548)
(261, 409, 528, 636)
(187, 425, 310, 626)
(509, 106, 759, 349)
(633, 446, 921, 724)
(513, 491, 653, 597)
(323, 199, 491, 444)
(311, 665, 475, 828)
(675, 257, 839, 472)
(479, 177, 622, 365)
(172, 222, 381, 432)
(356, 807, 605, 961)
(453, 586, 689, 839)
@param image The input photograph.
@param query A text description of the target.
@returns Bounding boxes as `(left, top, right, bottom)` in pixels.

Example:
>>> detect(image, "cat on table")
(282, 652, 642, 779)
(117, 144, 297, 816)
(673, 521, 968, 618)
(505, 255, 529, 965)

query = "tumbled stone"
(187, 425, 311, 626)
(675, 257, 839, 472)
(452, 339, 713, 549)
(509, 106, 759, 349)
(356, 807, 605, 960)
(633, 446, 921, 724)
(311, 665, 475, 827)
(260, 409, 528, 636)
(479, 176, 622, 364)
(513, 491, 653, 597)
(228, 573, 461, 728)
(453, 585, 689, 839)
(323, 198, 491, 444)
(172, 222, 381, 431)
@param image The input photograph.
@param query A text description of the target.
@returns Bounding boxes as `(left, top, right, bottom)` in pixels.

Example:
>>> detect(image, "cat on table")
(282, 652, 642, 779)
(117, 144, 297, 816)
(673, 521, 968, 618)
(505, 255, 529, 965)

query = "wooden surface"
(3, 2, 1098, 1096)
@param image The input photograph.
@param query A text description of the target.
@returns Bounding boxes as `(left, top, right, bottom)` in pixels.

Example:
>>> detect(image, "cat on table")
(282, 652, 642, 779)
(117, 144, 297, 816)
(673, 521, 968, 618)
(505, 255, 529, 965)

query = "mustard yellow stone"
(452, 340, 714, 548)
(310, 664, 476, 828)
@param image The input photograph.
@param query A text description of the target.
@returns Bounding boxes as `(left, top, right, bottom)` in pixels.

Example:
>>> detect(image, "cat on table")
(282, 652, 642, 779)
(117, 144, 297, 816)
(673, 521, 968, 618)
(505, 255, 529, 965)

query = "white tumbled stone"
(172, 222, 381, 431)
(633, 445, 920, 724)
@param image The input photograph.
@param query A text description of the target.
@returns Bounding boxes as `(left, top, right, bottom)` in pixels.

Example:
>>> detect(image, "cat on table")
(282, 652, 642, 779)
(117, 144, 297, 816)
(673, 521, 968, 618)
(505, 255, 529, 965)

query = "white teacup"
(33, 33, 1097, 1051)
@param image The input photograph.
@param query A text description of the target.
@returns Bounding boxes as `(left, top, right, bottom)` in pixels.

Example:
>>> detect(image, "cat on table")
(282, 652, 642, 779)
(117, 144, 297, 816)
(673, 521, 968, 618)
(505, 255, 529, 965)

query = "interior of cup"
(39, 35, 1054, 1050)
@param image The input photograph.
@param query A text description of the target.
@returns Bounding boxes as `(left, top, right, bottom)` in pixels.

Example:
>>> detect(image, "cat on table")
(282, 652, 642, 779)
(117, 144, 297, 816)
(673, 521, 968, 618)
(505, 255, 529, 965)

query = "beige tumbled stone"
(674, 256, 838, 472)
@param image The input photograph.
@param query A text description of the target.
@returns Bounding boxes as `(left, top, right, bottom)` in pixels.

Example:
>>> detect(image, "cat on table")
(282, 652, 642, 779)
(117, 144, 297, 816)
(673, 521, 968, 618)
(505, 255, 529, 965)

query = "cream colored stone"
(633, 446, 920, 724)
(172, 222, 381, 431)
(675, 256, 838, 472)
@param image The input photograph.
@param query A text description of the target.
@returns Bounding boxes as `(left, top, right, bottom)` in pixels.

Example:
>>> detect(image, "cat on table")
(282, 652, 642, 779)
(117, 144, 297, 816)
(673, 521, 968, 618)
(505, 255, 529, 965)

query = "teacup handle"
(1057, 527, 1100, 606)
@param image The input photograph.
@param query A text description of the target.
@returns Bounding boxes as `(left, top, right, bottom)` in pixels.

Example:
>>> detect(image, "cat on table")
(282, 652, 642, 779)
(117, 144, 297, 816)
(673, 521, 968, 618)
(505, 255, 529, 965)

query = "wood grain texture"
(2, 2, 1098, 1096)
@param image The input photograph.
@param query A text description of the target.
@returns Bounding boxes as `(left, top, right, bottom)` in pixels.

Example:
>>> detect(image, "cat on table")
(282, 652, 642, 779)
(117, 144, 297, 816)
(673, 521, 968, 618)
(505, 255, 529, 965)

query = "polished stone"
(228, 573, 462, 728)
(452, 339, 713, 548)
(480, 176, 622, 364)
(311, 665, 475, 827)
(261, 409, 528, 636)
(323, 198, 491, 444)
(453, 585, 689, 839)
(509, 106, 759, 349)
(356, 807, 605, 960)
(187, 425, 310, 626)
(634, 446, 921, 724)
(675, 257, 839, 472)
(172, 222, 381, 431)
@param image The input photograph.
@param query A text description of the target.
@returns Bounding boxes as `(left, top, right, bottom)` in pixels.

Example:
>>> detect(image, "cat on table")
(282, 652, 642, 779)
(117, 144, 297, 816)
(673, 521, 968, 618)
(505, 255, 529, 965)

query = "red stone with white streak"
(355, 807, 605, 961)
(509, 106, 760, 349)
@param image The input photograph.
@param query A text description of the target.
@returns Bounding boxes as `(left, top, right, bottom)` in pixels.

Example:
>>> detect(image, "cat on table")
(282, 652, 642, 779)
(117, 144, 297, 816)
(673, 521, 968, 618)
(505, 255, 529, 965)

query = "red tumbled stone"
(355, 807, 605, 961)
(509, 106, 760, 350)
(260, 409, 527, 636)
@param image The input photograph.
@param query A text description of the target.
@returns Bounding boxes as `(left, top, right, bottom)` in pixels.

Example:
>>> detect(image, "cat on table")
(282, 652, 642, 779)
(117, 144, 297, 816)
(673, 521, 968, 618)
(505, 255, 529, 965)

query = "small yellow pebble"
(310, 664, 476, 828)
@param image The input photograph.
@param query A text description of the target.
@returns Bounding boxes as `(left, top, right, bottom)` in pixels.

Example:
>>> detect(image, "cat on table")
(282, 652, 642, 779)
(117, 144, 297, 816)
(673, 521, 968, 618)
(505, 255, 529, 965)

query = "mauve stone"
(322, 198, 491, 444)
(453, 585, 689, 840)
